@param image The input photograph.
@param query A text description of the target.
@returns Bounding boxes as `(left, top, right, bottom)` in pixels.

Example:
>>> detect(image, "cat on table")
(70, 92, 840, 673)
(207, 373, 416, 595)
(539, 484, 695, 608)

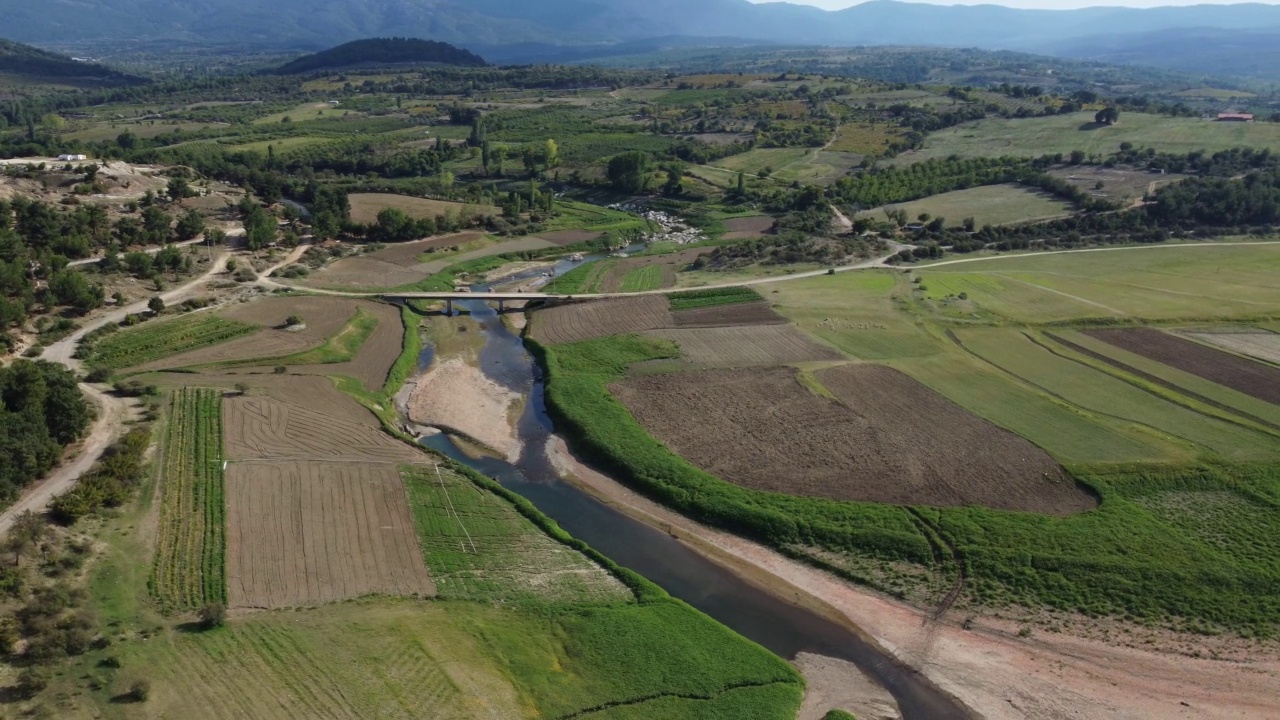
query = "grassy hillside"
(0, 38, 143, 86)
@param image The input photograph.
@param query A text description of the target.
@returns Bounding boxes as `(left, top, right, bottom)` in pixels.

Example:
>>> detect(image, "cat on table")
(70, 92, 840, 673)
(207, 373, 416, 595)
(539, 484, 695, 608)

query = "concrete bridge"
(380, 290, 600, 314)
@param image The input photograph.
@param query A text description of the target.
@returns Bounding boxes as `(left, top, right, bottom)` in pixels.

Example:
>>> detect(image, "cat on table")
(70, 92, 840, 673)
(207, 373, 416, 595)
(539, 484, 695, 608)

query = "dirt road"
(0, 253, 235, 532)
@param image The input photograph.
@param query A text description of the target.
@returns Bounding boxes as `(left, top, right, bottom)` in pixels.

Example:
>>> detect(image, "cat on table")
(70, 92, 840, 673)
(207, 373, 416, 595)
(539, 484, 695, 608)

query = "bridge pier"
(497, 299, 505, 313)
(445, 299, 453, 316)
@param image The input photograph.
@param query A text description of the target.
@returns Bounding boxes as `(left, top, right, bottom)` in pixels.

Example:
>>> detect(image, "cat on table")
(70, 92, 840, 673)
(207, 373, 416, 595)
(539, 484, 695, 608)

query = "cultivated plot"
(643, 325, 842, 367)
(404, 467, 631, 603)
(226, 462, 436, 609)
(222, 376, 421, 462)
(1182, 329, 1280, 366)
(1088, 327, 1280, 405)
(672, 300, 788, 327)
(611, 365, 1094, 514)
(529, 296, 673, 345)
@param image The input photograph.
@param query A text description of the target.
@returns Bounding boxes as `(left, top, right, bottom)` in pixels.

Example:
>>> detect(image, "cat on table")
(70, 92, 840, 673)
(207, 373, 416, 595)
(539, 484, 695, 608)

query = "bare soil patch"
(221, 376, 421, 462)
(537, 230, 603, 246)
(1088, 327, 1280, 405)
(672, 300, 788, 327)
(1184, 330, 1280, 366)
(610, 365, 1092, 514)
(226, 461, 436, 609)
(368, 232, 487, 266)
(348, 193, 499, 224)
(300, 256, 434, 289)
(529, 296, 673, 345)
(643, 325, 842, 367)
(721, 215, 776, 240)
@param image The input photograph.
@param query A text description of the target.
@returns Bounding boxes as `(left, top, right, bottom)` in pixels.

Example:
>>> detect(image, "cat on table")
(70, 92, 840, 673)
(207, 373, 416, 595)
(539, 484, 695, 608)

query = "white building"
(58, 154, 88, 162)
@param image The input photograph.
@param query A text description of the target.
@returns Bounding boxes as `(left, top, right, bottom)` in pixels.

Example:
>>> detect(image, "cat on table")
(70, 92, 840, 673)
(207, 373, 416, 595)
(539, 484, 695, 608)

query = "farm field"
(220, 375, 422, 462)
(609, 365, 1093, 513)
(1087, 327, 1280, 405)
(225, 461, 436, 609)
(529, 296, 672, 345)
(131, 295, 366, 372)
(859, 183, 1075, 228)
(404, 466, 630, 603)
(595, 248, 707, 293)
(895, 111, 1280, 165)
(720, 215, 775, 239)
(65, 121, 223, 142)
(86, 313, 258, 370)
(152, 388, 227, 612)
(642, 325, 842, 367)
(954, 328, 1280, 461)
(917, 243, 1280, 323)
(672, 300, 788, 327)
(1184, 329, 1280, 365)
(826, 121, 904, 155)
(1045, 165, 1185, 204)
(347, 193, 499, 224)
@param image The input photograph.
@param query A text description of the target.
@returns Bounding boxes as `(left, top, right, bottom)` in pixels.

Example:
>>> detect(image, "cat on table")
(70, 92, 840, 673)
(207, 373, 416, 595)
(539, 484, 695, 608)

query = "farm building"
(57, 153, 88, 161)
(1216, 113, 1254, 122)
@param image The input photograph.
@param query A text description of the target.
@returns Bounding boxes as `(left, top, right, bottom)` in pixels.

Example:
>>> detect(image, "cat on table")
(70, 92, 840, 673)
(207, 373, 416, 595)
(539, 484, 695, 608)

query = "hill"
(5, 0, 1280, 80)
(1048, 27, 1280, 81)
(274, 38, 487, 74)
(0, 38, 143, 86)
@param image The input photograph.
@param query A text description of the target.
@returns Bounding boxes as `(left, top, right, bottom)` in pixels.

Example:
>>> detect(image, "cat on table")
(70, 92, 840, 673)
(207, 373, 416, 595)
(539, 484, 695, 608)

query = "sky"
(752, 0, 1277, 9)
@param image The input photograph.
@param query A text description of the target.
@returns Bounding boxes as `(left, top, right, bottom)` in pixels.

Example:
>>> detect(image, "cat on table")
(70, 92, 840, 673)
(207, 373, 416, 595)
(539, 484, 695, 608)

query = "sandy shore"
(545, 437, 1280, 720)
(408, 359, 523, 461)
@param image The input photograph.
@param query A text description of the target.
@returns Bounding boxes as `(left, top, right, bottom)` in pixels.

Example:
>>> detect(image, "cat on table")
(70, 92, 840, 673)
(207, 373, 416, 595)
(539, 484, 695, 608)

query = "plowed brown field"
(643, 325, 842, 367)
(246, 300, 403, 391)
(225, 461, 436, 609)
(721, 215, 775, 240)
(222, 376, 421, 462)
(368, 232, 486, 266)
(529, 296, 673, 345)
(538, 230, 602, 246)
(672, 301, 788, 327)
(1088, 327, 1280, 405)
(611, 365, 1093, 514)
(1184, 331, 1280, 366)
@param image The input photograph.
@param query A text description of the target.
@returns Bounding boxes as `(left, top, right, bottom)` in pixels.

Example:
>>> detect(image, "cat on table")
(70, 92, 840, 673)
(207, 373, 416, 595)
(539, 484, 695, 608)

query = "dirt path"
(0, 252, 234, 532)
(545, 437, 1280, 720)
(833, 206, 854, 231)
(0, 385, 132, 536)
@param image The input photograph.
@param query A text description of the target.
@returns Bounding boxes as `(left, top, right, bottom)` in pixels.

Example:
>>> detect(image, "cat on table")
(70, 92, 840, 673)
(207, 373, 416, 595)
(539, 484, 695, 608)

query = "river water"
(413, 286, 971, 719)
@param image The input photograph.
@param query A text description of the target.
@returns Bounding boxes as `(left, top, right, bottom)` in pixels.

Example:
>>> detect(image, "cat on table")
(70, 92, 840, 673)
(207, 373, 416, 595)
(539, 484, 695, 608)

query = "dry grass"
(348, 193, 499, 224)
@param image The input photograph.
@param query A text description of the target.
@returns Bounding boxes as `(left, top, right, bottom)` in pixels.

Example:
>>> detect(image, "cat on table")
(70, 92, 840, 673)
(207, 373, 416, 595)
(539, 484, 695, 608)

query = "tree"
(205, 227, 227, 246)
(174, 210, 204, 241)
(1095, 107, 1119, 125)
(116, 131, 138, 151)
(662, 163, 685, 197)
(5, 511, 46, 566)
(147, 296, 165, 314)
(736, 172, 746, 195)
(234, 383, 249, 396)
(46, 271, 103, 314)
(544, 139, 559, 168)
(606, 152, 652, 194)
(167, 177, 191, 203)
(128, 679, 151, 702)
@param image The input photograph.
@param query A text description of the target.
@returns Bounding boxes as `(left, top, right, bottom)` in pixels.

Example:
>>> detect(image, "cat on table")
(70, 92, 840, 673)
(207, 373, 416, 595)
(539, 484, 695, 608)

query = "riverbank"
(545, 437, 1280, 720)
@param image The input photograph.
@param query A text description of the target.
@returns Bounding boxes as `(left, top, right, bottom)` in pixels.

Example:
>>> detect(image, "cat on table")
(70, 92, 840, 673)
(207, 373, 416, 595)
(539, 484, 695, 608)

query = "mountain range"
(9, 0, 1280, 77)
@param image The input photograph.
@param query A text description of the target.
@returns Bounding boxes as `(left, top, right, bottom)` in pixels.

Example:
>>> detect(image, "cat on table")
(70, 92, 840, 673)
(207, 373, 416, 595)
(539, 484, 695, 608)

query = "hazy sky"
(753, 0, 1277, 9)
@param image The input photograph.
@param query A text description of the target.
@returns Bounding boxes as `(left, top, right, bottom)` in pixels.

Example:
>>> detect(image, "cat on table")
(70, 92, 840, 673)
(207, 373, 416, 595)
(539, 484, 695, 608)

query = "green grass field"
(619, 265, 665, 292)
(897, 112, 1280, 165)
(85, 313, 258, 370)
(226, 135, 335, 154)
(917, 243, 1280, 323)
(859, 184, 1075, 228)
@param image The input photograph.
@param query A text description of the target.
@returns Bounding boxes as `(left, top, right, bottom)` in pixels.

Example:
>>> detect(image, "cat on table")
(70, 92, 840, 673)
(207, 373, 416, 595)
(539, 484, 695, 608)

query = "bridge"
(380, 290, 591, 314)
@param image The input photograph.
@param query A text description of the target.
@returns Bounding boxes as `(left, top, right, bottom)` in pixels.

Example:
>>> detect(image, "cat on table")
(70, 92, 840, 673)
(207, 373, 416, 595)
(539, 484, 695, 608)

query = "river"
(410, 283, 972, 719)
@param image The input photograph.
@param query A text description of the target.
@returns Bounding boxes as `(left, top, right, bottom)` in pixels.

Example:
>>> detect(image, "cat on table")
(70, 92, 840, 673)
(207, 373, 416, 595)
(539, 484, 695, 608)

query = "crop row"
(150, 388, 227, 612)
(667, 286, 763, 310)
(87, 314, 258, 370)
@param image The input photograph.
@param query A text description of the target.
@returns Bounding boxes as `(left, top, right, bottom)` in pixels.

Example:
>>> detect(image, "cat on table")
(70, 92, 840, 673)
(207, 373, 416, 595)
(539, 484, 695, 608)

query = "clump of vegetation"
(667, 286, 763, 310)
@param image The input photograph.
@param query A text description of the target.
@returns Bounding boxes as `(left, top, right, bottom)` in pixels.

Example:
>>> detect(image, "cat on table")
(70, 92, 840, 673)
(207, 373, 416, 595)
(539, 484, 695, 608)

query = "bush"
(198, 602, 226, 629)
(128, 678, 151, 702)
(14, 668, 48, 699)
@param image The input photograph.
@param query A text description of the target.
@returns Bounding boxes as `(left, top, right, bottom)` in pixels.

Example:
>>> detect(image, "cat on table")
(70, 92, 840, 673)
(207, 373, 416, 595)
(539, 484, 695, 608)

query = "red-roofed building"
(1217, 113, 1255, 122)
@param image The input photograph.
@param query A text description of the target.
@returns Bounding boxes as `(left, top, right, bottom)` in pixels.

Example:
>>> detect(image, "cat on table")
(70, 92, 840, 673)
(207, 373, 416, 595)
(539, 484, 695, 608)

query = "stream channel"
(407, 257, 971, 719)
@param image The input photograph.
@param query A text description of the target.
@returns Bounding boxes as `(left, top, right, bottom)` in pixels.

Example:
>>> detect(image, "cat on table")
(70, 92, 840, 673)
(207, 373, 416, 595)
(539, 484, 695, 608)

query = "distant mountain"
(1047, 27, 1280, 81)
(8, 1, 1280, 79)
(274, 38, 487, 74)
(0, 38, 143, 86)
